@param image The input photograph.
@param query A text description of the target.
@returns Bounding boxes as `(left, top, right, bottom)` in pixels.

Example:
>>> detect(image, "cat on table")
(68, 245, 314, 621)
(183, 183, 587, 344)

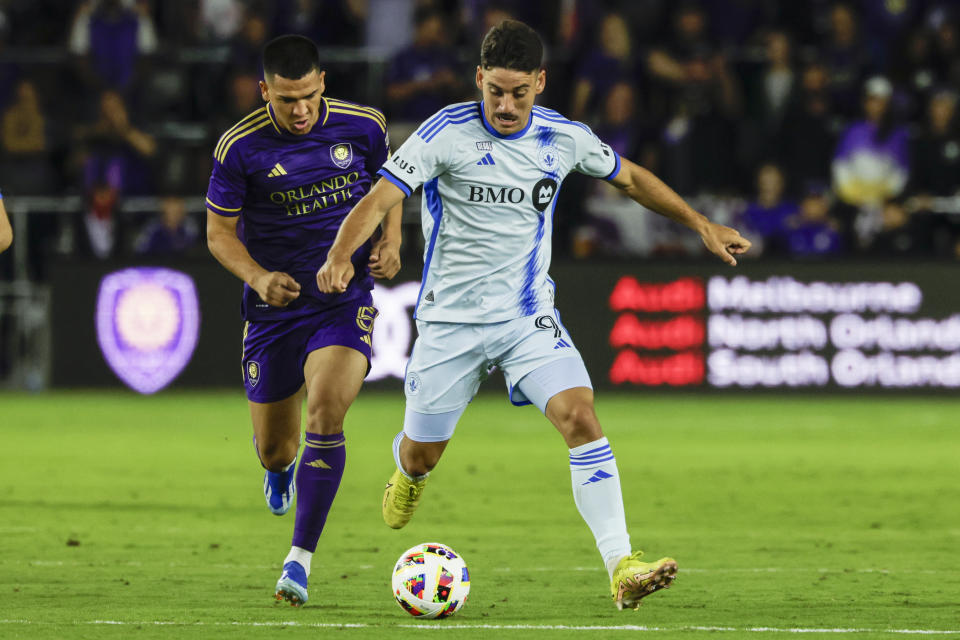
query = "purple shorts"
(241, 297, 378, 403)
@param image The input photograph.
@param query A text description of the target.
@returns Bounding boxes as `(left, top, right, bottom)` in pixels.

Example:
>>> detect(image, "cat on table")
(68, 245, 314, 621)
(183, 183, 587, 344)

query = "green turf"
(1, 391, 959, 639)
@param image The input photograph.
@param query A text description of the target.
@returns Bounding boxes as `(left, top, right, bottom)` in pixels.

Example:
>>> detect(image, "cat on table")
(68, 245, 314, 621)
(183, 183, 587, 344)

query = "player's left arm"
(610, 157, 751, 266)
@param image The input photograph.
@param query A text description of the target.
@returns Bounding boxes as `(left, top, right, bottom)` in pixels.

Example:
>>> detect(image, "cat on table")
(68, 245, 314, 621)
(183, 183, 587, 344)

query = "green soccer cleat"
(610, 552, 678, 610)
(382, 468, 428, 529)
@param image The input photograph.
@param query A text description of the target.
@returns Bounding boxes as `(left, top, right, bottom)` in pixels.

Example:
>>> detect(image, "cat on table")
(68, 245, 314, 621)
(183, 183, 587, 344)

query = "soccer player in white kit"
(318, 20, 751, 609)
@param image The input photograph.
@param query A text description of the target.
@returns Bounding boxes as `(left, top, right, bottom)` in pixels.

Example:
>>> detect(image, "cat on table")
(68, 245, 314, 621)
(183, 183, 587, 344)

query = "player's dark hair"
(262, 34, 321, 80)
(480, 20, 543, 72)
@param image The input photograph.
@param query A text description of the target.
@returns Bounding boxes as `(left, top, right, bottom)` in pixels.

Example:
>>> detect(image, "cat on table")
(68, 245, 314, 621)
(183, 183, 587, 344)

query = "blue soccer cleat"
(275, 561, 308, 606)
(263, 458, 296, 516)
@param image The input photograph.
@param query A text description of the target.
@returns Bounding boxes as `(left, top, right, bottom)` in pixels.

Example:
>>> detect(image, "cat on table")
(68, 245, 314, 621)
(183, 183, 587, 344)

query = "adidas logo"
(267, 162, 287, 177)
(475, 153, 495, 166)
(554, 338, 571, 349)
(306, 458, 331, 469)
(424, 290, 435, 302)
(581, 469, 614, 485)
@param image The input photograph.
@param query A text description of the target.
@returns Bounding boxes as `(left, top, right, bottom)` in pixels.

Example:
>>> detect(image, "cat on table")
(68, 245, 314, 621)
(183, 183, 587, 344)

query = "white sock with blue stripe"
(392, 431, 428, 481)
(569, 437, 631, 579)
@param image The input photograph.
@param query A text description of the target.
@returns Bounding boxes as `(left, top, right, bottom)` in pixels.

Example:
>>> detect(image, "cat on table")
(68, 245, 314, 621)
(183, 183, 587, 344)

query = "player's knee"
(305, 402, 346, 435)
(554, 401, 602, 446)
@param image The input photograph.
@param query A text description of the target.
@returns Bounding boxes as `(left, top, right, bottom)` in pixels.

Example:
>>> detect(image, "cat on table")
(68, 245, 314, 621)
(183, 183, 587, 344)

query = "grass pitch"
(1, 391, 959, 639)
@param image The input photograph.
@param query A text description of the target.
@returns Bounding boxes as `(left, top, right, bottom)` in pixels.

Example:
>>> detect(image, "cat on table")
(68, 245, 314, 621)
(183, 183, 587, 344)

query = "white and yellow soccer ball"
(391, 542, 470, 619)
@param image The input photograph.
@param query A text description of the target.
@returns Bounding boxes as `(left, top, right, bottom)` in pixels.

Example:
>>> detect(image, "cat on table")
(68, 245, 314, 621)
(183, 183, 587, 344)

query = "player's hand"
(252, 271, 301, 306)
(369, 236, 401, 280)
(317, 256, 355, 294)
(700, 223, 752, 266)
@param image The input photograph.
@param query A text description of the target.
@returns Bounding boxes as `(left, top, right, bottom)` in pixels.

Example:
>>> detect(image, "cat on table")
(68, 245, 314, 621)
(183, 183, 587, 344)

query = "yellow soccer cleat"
(382, 468, 428, 529)
(610, 552, 678, 610)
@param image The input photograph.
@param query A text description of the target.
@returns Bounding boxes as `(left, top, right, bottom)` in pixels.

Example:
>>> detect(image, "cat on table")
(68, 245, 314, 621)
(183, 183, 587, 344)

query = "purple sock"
(292, 432, 346, 552)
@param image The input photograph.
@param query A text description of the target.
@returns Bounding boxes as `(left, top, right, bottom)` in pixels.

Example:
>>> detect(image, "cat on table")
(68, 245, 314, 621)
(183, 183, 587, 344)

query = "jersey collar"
(479, 101, 533, 140)
(266, 102, 283, 135)
(317, 97, 329, 128)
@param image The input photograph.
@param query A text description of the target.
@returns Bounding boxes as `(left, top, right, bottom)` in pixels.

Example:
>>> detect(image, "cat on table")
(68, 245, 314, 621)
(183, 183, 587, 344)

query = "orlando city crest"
(246, 360, 261, 388)
(330, 142, 353, 168)
(95, 267, 200, 394)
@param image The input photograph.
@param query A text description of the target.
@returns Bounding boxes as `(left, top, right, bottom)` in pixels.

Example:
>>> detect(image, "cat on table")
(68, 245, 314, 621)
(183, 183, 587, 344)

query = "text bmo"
(467, 185, 525, 203)
(269, 171, 360, 216)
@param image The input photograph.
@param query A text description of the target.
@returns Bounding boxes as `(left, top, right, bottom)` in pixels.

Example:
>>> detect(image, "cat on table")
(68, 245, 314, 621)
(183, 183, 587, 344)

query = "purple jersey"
(206, 97, 389, 321)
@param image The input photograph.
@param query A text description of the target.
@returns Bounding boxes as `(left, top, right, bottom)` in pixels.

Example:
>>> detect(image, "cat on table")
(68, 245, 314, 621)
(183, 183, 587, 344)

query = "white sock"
(392, 431, 428, 480)
(284, 546, 312, 576)
(568, 437, 631, 579)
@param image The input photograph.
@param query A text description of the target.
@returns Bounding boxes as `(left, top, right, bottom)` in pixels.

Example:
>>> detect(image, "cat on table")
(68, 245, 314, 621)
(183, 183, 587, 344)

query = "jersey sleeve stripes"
(207, 107, 273, 214)
(325, 98, 387, 134)
(214, 107, 270, 164)
(531, 105, 621, 181)
(531, 105, 593, 134)
(378, 101, 480, 197)
(416, 102, 482, 143)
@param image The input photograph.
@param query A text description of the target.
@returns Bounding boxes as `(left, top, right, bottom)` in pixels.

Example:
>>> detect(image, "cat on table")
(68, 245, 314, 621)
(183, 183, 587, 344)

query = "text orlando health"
(269, 171, 360, 216)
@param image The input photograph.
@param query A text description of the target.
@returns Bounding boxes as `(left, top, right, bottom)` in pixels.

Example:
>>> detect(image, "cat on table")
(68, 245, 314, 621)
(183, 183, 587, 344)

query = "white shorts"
(403, 310, 593, 416)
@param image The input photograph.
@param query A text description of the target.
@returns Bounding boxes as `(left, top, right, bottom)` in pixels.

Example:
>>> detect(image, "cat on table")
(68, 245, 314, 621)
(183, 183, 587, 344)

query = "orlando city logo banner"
(95, 267, 200, 394)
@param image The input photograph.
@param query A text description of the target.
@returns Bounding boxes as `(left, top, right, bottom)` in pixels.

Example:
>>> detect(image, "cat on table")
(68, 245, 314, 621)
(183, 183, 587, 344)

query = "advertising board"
(50, 261, 960, 393)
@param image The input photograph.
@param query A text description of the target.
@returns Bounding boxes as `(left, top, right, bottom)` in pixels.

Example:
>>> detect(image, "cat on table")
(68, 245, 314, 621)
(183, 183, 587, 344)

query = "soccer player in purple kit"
(205, 35, 402, 606)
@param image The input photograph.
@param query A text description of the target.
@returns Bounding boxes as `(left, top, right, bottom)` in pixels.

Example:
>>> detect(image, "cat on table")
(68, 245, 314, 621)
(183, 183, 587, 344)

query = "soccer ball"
(391, 542, 470, 619)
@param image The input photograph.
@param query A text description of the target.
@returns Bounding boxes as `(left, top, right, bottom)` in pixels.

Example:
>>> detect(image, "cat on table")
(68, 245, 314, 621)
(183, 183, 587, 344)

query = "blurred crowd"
(0, 0, 959, 276)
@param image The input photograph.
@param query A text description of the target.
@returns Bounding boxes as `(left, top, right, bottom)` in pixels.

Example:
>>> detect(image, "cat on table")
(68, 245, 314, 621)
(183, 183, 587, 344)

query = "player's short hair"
(480, 20, 543, 72)
(262, 34, 321, 80)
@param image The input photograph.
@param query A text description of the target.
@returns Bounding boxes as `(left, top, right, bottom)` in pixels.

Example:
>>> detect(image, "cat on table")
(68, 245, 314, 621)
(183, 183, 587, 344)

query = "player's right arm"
(207, 210, 301, 307)
(0, 195, 12, 254)
(206, 125, 300, 307)
(317, 178, 406, 293)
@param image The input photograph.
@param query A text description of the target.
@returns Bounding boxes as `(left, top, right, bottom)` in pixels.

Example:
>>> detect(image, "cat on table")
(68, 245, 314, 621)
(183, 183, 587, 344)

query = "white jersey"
(377, 101, 621, 323)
